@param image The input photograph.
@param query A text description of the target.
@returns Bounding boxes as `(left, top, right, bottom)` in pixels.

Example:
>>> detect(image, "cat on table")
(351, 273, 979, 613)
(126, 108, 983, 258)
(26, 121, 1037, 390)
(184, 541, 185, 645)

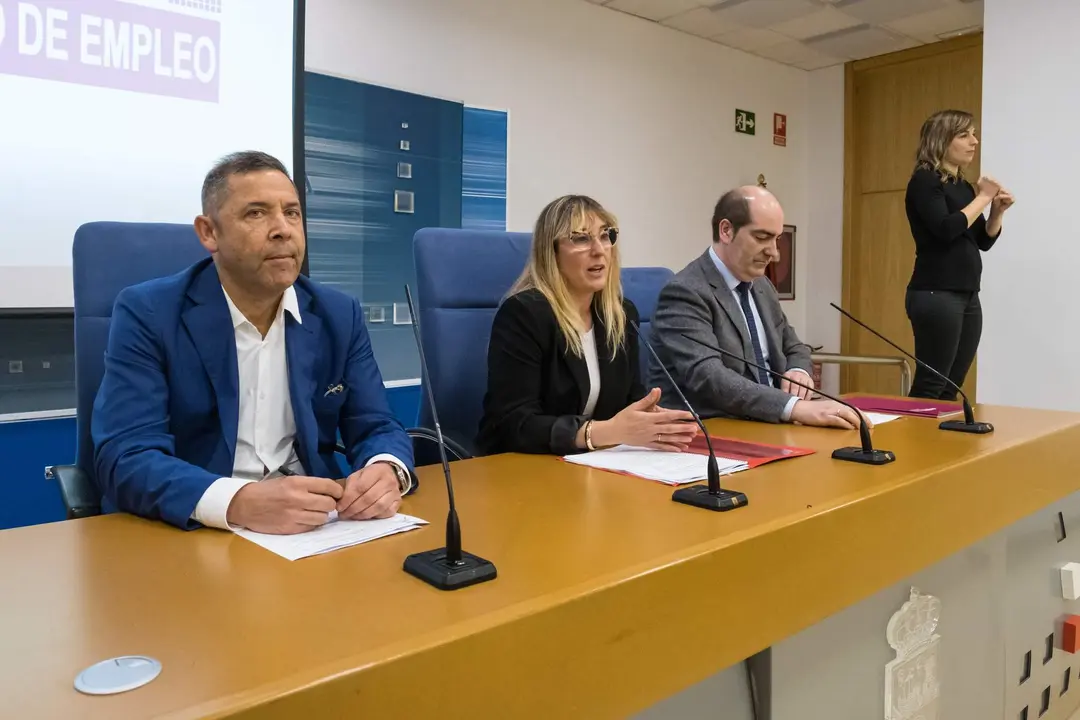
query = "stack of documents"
(235, 514, 428, 561)
(564, 445, 747, 485)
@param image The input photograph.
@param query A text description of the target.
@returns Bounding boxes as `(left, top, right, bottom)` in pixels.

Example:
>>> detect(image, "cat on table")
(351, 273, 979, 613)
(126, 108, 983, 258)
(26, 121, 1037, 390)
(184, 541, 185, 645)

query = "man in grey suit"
(649, 186, 865, 429)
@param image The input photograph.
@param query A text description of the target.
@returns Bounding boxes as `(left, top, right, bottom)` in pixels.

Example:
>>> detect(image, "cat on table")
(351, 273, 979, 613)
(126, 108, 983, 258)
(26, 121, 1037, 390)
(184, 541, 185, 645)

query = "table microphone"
(630, 321, 747, 512)
(679, 333, 895, 466)
(401, 285, 497, 591)
(830, 303, 993, 434)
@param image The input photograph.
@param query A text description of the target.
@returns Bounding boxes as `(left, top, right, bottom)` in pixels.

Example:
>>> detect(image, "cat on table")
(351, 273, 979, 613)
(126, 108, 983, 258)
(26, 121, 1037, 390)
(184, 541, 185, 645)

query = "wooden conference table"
(4, 404, 1080, 719)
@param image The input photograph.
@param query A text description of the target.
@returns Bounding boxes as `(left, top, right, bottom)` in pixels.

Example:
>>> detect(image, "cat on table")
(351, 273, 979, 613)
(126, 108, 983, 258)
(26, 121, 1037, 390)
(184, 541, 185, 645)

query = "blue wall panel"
(303, 75, 508, 382)
(462, 107, 508, 231)
(0, 418, 73, 530)
(305, 72, 464, 382)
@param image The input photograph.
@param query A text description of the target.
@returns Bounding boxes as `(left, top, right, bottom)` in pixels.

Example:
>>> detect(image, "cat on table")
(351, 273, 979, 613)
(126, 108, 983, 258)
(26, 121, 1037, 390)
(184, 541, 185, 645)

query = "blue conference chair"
(412, 228, 532, 460)
(48, 222, 210, 519)
(411, 227, 674, 458)
(621, 266, 675, 380)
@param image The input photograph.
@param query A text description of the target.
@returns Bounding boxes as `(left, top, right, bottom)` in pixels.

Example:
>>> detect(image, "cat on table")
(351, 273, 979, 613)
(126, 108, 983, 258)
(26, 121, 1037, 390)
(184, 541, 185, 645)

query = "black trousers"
(905, 289, 982, 400)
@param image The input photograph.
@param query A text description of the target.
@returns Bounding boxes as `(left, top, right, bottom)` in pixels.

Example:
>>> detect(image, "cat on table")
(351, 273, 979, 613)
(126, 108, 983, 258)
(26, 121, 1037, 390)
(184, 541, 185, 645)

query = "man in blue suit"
(93, 151, 415, 534)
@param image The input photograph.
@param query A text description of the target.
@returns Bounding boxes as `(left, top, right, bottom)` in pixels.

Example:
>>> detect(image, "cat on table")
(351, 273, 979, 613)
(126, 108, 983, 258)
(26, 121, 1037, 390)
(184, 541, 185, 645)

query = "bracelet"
(585, 420, 596, 451)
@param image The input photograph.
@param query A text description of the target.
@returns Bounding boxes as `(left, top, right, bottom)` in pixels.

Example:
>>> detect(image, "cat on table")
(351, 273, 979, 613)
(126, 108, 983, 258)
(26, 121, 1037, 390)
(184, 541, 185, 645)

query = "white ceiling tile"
(804, 25, 918, 59)
(755, 40, 843, 68)
(577, 0, 973, 66)
(769, 6, 863, 40)
(710, 0, 820, 29)
(715, 27, 789, 52)
(605, 0, 704, 22)
(792, 55, 843, 71)
(661, 7, 745, 38)
(885, 2, 983, 43)
(832, 0, 948, 26)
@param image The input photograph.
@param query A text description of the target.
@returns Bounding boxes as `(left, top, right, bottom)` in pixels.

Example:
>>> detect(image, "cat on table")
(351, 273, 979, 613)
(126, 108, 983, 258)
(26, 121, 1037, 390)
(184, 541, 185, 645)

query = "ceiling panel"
(885, 2, 984, 43)
(714, 27, 789, 52)
(755, 39, 840, 70)
(769, 6, 862, 40)
(831, 0, 948, 26)
(805, 25, 919, 59)
(604, 0, 704, 22)
(585, 0, 983, 70)
(709, 0, 821, 29)
(661, 7, 746, 39)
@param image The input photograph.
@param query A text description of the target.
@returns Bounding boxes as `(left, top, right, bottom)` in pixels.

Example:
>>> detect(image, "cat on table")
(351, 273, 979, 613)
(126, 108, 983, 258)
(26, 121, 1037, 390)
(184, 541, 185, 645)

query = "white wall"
(804, 65, 846, 394)
(306, 0, 829, 337)
(980, 0, 1072, 410)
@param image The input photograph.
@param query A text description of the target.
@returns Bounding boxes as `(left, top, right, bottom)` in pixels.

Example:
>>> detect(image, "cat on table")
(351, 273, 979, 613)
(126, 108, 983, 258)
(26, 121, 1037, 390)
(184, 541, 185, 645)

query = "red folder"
(846, 395, 962, 418)
(684, 434, 815, 468)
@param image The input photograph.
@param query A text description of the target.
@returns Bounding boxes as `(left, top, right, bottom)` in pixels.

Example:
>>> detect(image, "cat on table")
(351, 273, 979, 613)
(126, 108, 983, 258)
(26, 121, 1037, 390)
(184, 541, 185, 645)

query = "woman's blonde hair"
(509, 195, 626, 359)
(915, 109, 976, 181)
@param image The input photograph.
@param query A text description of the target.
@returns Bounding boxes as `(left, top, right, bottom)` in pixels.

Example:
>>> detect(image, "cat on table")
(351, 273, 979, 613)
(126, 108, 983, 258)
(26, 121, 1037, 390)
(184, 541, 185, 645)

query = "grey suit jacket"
(648, 250, 812, 423)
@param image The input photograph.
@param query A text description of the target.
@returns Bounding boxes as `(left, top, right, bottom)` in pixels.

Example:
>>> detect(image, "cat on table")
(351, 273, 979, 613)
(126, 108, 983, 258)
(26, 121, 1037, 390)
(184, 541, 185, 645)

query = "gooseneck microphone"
(830, 303, 993, 434)
(630, 321, 747, 512)
(680, 333, 895, 466)
(401, 285, 497, 590)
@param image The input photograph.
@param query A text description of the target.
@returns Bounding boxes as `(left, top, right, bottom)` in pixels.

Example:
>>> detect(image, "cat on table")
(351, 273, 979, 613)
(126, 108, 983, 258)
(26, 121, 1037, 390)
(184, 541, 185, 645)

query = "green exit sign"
(735, 109, 756, 135)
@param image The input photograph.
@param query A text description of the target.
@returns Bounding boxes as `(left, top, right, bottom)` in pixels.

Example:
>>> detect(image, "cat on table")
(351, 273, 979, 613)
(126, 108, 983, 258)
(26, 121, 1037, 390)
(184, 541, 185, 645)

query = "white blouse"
(581, 328, 601, 418)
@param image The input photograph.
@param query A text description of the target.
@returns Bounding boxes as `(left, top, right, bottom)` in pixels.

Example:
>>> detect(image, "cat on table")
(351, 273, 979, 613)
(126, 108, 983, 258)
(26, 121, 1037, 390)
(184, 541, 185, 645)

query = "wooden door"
(842, 35, 983, 397)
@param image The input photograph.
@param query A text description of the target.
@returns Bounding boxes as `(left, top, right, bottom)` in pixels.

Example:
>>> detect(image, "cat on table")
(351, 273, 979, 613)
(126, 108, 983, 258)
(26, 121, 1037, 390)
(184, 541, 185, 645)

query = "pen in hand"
(277, 465, 348, 492)
(277, 465, 345, 522)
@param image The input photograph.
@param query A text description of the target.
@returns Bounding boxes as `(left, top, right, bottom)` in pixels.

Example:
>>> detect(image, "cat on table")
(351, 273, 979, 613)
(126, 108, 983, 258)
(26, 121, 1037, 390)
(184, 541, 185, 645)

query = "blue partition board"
(303, 73, 507, 382)
(0, 417, 73, 530)
(462, 107, 508, 231)
(305, 72, 464, 381)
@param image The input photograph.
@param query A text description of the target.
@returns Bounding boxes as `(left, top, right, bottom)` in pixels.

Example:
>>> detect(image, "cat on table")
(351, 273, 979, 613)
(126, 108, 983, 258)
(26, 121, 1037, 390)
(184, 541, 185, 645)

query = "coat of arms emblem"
(885, 587, 942, 720)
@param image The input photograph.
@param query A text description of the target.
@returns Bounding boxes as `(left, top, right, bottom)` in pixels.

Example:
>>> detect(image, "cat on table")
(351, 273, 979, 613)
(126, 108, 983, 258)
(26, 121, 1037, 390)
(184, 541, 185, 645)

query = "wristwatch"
(380, 461, 411, 494)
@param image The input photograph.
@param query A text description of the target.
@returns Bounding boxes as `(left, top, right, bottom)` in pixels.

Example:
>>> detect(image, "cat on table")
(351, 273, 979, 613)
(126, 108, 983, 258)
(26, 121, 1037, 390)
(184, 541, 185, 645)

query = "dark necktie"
(735, 282, 771, 386)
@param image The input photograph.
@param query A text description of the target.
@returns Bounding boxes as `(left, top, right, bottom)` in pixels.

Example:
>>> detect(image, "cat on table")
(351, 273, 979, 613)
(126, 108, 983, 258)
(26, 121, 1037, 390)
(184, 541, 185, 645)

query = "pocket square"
(324, 383, 345, 397)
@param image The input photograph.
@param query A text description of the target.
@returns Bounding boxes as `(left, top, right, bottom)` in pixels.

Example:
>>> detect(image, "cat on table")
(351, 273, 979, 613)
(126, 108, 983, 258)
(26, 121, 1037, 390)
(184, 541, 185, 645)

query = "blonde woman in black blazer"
(477, 195, 697, 456)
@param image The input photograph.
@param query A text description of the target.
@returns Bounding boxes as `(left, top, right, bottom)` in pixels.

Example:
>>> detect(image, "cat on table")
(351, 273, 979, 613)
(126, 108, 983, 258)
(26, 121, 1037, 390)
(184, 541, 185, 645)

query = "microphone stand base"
(404, 548, 497, 591)
(672, 485, 748, 511)
(832, 447, 895, 465)
(939, 420, 994, 434)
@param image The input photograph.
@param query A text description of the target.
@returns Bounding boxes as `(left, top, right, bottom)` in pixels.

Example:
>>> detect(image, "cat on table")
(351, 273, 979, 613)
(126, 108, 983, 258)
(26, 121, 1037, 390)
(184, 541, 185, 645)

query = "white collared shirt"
(708, 247, 810, 422)
(193, 286, 408, 530)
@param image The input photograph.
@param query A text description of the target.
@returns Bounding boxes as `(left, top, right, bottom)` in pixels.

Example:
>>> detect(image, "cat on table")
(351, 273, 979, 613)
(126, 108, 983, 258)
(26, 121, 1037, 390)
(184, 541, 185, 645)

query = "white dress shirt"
(580, 328, 601, 418)
(708, 247, 810, 422)
(193, 286, 408, 530)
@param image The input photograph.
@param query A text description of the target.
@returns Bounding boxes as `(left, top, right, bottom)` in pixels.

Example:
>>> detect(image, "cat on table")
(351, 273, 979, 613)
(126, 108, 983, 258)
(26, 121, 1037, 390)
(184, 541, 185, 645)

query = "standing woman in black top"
(904, 109, 1015, 399)
(477, 195, 697, 456)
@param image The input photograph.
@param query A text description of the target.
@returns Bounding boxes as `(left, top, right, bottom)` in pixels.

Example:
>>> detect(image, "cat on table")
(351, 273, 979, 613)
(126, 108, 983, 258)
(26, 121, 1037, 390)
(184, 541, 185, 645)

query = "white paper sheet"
(563, 445, 747, 485)
(866, 412, 901, 425)
(235, 514, 428, 561)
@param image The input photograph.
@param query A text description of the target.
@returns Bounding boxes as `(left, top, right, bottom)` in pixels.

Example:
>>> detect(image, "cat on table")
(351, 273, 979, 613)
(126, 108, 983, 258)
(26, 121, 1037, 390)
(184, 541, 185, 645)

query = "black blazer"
(477, 288, 645, 456)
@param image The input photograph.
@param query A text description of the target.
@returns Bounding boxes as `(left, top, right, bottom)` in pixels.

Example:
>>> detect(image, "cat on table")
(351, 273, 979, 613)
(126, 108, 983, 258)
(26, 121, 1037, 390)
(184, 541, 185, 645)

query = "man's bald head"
(711, 185, 785, 282)
(711, 186, 781, 243)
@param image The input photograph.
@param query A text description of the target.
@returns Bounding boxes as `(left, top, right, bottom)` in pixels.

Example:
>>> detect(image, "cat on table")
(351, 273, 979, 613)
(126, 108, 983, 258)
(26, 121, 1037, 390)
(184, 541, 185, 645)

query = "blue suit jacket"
(92, 258, 415, 530)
